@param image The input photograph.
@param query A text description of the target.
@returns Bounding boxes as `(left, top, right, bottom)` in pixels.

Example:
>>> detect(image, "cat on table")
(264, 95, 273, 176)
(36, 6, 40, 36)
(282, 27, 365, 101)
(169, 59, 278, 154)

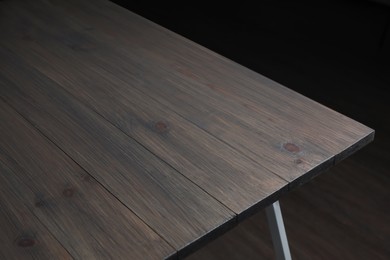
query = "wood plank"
(0, 0, 376, 258)
(2, 0, 373, 188)
(71, 0, 373, 165)
(0, 0, 331, 191)
(0, 47, 235, 254)
(0, 100, 175, 259)
(0, 0, 288, 217)
(0, 163, 72, 260)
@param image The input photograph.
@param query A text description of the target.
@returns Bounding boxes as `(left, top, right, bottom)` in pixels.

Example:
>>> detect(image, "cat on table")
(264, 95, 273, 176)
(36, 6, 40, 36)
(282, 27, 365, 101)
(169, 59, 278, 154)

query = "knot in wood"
(154, 120, 169, 133)
(63, 187, 75, 197)
(294, 158, 303, 164)
(283, 142, 300, 153)
(16, 237, 36, 248)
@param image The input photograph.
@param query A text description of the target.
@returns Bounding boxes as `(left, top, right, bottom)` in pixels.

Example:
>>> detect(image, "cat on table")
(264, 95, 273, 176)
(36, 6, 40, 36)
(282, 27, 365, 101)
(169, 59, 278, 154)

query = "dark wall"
(112, 0, 390, 61)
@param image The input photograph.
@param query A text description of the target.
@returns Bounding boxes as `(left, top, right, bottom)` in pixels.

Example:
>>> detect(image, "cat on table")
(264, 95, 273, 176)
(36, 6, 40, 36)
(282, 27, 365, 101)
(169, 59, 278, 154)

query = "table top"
(0, 0, 374, 259)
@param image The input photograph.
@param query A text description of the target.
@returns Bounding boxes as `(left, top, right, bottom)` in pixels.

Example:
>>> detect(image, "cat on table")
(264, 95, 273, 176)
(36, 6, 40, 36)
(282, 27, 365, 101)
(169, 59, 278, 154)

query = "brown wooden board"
(58, 0, 374, 165)
(0, 0, 373, 189)
(0, 0, 375, 258)
(0, 0, 288, 218)
(0, 47, 235, 255)
(0, 163, 72, 260)
(0, 100, 176, 259)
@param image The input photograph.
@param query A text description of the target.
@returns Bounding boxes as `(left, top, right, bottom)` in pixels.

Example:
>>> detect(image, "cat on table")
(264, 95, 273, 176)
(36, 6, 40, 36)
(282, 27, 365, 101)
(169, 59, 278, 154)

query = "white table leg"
(265, 201, 292, 260)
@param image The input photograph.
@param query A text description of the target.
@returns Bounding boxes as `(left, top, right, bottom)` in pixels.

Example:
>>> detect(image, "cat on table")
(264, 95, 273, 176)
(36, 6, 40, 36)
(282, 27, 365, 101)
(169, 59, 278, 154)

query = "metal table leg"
(265, 201, 292, 260)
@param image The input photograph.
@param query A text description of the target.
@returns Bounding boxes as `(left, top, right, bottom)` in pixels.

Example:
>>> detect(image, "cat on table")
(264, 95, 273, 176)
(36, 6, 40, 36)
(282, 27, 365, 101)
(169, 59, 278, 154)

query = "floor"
(113, 0, 390, 259)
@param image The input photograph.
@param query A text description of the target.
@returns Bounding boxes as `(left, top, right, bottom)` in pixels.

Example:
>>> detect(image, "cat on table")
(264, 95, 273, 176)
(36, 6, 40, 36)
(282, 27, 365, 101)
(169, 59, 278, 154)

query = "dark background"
(112, 1, 389, 259)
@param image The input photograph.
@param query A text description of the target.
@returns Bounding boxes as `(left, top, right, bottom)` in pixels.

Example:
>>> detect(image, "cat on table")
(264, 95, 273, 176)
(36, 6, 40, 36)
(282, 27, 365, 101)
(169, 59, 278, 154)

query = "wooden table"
(0, 0, 374, 259)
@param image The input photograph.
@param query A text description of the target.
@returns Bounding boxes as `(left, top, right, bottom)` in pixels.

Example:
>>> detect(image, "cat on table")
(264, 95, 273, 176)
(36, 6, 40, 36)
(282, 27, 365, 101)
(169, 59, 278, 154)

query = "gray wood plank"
(86, 0, 373, 164)
(0, 0, 375, 258)
(0, 47, 235, 254)
(0, 164, 72, 260)
(4, 0, 373, 188)
(0, 0, 288, 217)
(0, 100, 176, 259)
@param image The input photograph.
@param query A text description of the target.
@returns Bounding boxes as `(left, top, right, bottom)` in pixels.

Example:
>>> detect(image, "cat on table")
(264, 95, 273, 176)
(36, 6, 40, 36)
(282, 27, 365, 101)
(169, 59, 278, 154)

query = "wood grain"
(0, 0, 375, 259)
(114, 1, 389, 259)
(0, 100, 175, 259)
(0, 47, 235, 254)
(2, 0, 373, 188)
(0, 162, 72, 260)
(0, 0, 288, 217)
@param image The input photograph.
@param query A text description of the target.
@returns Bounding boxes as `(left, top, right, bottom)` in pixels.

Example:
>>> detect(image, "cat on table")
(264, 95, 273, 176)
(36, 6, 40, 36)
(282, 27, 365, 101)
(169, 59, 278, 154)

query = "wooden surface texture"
(0, 0, 374, 258)
(0, 100, 175, 259)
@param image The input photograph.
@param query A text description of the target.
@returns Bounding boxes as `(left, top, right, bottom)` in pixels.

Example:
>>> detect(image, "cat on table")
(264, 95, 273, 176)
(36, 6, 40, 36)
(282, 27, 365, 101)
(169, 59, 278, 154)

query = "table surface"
(0, 0, 374, 259)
